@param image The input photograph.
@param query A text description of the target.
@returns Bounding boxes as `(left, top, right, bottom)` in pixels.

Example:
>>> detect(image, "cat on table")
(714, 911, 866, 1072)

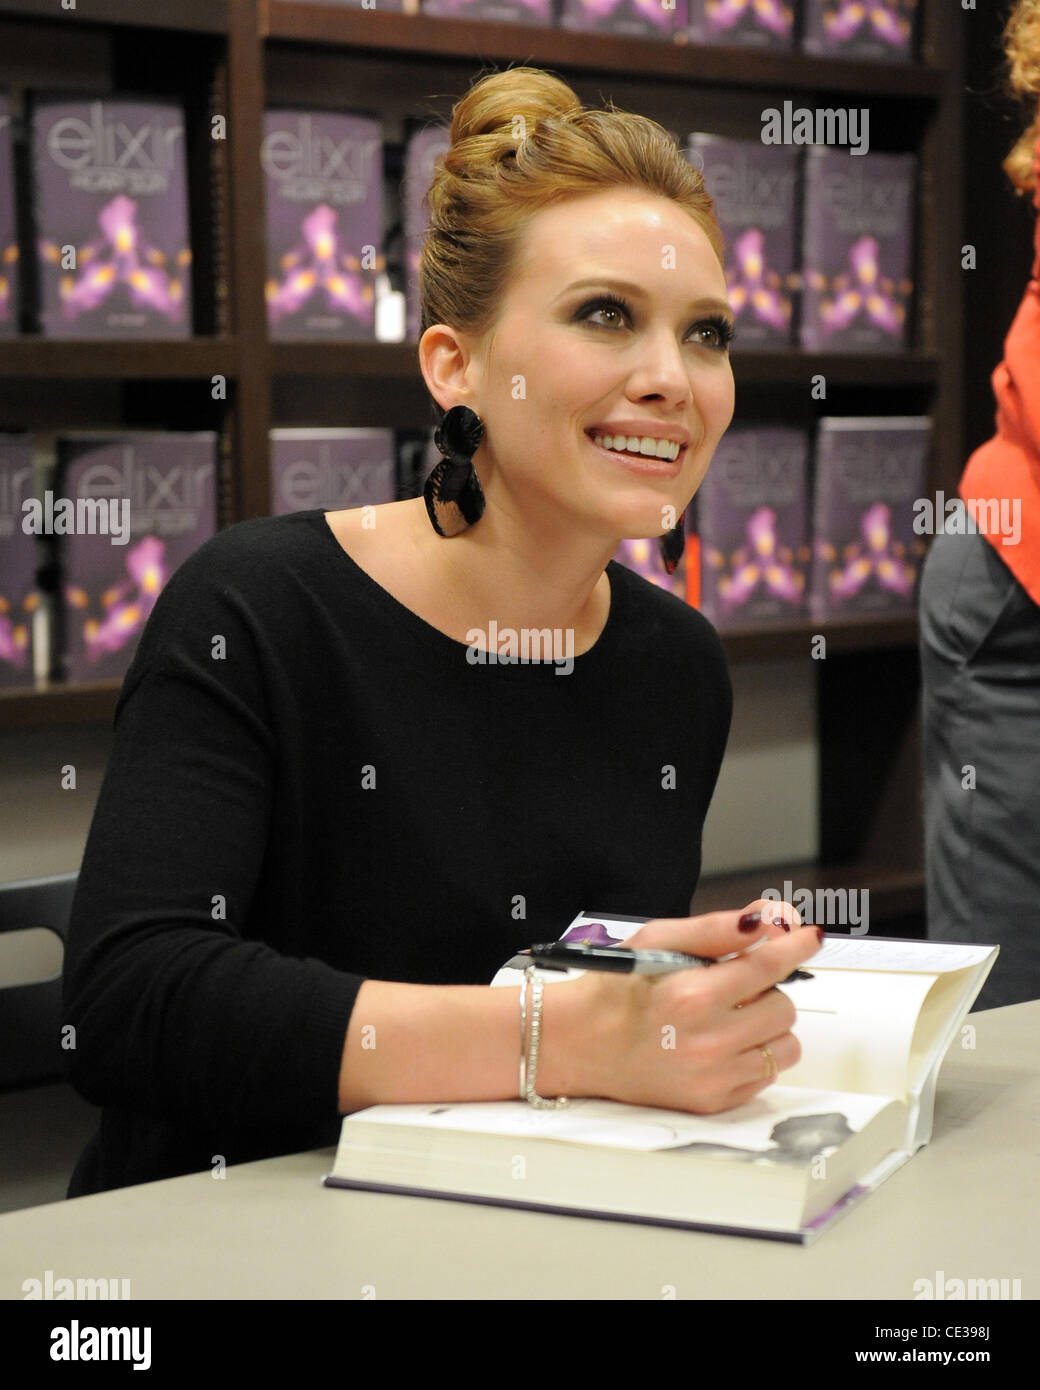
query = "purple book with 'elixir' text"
(402, 122, 450, 345)
(30, 95, 193, 338)
(802, 0, 916, 63)
(301, 0, 415, 9)
(799, 147, 915, 354)
(687, 134, 799, 350)
(559, 0, 684, 40)
(263, 108, 384, 340)
(422, 0, 550, 22)
(611, 534, 687, 603)
(692, 424, 810, 629)
(0, 435, 38, 688)
(0, 92, 19, 338)
(52, 432, 217, 683)
(688, 0, 797, 48)
(808, 416, 930, 621)
(270, 429, 398, 515)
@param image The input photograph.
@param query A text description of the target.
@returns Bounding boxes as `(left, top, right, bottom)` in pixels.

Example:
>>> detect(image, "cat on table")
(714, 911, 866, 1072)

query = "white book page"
(348, 1087, 894, 1153)
(811, 937, 994, 973)
(779, 969, 938, 1098)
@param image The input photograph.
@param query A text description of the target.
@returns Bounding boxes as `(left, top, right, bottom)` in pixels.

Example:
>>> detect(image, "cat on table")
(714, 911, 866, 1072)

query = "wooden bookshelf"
(0, 0, 966, 922)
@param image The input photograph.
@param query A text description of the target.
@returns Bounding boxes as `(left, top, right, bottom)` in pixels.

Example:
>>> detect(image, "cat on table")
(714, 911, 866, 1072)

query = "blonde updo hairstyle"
(419, 66, 725, 420)
(1002, 0, 1040, 191)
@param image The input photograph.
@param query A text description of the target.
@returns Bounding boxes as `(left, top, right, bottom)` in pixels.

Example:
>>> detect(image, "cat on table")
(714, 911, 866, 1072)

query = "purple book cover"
(263, 108, 384, 340)
(808, 416, 930, 621)
(802, 0, 916, 63)
(0, 435, 38, 688)
(611, 534, 687, 602)
(270, 428, 397, 514)
(559, 0, 685, 40)
(54, 432, 217, 683)
(687, 134, 798, 350)
(422, 0, 551, 21)
(303, 0, 416, 9)
(403, 122, 450, 345)
(0, 92, 19, 338)
(688, 0, 796, 47)
(31, 96, 192, 339)
(692, 425, 809, 629)
(799, 147, 915, 354)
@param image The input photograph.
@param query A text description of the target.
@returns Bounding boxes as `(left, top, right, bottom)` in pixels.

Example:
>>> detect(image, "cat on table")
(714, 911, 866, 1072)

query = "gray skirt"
(919, 527, 1040, 1009)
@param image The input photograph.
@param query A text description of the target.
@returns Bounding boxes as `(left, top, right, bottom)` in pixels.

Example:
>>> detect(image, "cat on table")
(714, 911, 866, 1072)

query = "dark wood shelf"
(0, 679, 122, 729)
(732, 351, 939, 388)
(270, 339, 939, 387)
(0, 610, 919, 728)
(719, 612, 918, 661)
(0, 0, 228, 33)
(692, 859, 924, 924)
(271, 339, 418, 378)
(0, 339, 237, 379)
(265, 5, 945, 98)
(0, 337, 938, 388)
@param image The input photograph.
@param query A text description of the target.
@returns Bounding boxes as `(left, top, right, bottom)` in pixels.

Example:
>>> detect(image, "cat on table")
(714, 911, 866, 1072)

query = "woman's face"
(457, 187, 736, 547)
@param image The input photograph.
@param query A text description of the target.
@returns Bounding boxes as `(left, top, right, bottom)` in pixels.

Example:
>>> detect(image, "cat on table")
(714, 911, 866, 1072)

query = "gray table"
(1, 1001, 1037, 1301)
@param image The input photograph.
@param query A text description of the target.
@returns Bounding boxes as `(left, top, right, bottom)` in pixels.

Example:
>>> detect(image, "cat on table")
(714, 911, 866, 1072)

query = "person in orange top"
(920, 0, 1040, 1009)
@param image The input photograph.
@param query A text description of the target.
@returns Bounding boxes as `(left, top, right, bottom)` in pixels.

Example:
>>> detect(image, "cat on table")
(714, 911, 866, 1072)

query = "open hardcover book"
(325, 911, 997, 1244)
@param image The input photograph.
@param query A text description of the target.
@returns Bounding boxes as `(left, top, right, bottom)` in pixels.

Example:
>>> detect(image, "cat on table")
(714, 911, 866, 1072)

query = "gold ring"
(760, 1045, 778, 1082)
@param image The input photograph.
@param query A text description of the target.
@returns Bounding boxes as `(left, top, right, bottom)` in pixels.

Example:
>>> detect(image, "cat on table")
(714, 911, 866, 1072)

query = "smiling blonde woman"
(62, 65, 820, 1199)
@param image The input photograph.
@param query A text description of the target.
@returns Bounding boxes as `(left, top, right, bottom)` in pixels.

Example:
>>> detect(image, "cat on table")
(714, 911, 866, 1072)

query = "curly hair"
(418, 65, 725, 410)
(1001, 0, 1040, 191)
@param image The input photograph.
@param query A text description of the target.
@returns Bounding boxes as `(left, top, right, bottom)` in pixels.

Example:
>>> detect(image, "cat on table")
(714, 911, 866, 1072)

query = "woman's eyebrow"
(554, 278, 732, 316)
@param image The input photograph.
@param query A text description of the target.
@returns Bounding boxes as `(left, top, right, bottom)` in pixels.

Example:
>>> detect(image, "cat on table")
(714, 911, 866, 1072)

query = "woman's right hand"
(557, 903, 822, 1114)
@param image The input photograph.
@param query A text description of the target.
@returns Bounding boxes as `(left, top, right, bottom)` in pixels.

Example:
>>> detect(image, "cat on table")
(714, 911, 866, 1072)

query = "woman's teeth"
(590, 433, 680, 461)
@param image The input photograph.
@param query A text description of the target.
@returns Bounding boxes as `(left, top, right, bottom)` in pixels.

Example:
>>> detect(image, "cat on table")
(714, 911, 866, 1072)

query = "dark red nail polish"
(738, 910, 763, 932)
(772, 917, 791, 932)
(816, 927, 824, 943)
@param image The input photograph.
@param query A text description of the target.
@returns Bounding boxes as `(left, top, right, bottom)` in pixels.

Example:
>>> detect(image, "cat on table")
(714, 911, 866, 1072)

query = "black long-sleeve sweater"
(62, 508, 732, 1197)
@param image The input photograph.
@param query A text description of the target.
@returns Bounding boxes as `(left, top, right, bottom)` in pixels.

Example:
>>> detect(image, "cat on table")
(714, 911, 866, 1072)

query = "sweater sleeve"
(61, 535, 364, 1136)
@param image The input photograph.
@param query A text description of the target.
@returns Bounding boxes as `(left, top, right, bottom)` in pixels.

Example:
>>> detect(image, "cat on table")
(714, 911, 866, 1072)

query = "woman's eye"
(583, 302, 627, 328)
(693, 319, 735, 351)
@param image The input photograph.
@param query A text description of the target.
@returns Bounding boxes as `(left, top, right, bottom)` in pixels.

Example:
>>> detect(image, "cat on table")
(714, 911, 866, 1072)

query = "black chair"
(0, 872, 100, 1212)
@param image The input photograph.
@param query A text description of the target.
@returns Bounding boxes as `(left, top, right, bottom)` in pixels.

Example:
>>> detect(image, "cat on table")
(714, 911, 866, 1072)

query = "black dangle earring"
(424, 404, 486, 538)
(658, 509, 687, 576)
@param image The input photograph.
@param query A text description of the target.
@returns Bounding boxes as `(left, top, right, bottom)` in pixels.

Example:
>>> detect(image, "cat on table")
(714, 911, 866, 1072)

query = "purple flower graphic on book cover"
(0, 240, 15, 321)
(706, 0, 793, 37)
(824, 0, 912, 46)
(673, 1112, 855, 1163)
(706, 506, 806, 614)
(266, 204, 374, 324)
(560, 922, 625, 946)
(40, 195, 189, 324)
(576, 0, 672, 29)
(811, 236, 909, 339)
(819, 502, 915, 600)
(0, 591, 35, 667)
(65, 535, 168, 661)
(727, 228, 793, 333)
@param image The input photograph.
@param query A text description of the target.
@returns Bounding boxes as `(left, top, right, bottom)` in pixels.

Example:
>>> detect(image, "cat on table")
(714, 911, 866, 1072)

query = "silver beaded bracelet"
(519, 966, 570, 1108)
